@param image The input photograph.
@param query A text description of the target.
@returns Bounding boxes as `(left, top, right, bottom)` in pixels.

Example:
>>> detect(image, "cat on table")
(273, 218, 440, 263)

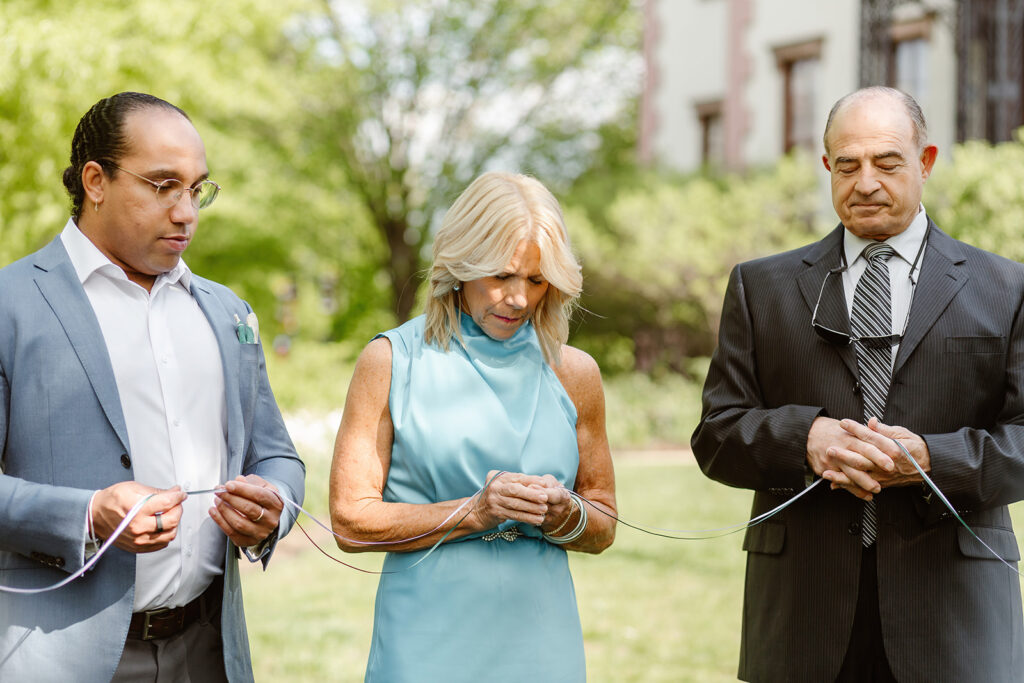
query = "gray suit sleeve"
(0, 358, 93, 573)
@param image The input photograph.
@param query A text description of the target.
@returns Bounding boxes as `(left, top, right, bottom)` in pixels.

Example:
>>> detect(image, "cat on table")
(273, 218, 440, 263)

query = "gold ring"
(154, 511, 164, 533)
(252, 507, 265, 523)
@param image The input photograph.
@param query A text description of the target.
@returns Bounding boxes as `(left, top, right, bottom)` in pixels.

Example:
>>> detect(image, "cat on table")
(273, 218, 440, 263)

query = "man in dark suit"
(0, 92, 305, 681)
(692, 86, 1024, 682)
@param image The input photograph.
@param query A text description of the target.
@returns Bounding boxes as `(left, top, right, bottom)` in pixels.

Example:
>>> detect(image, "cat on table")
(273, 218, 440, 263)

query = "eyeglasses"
(110, 164, 220, 210)
(811, 266, 909, 348)
(811, 226, 929, 349)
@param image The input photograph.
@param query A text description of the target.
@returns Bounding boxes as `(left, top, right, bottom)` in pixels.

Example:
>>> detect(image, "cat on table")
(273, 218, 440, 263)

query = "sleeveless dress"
(364, 313, 586, 682)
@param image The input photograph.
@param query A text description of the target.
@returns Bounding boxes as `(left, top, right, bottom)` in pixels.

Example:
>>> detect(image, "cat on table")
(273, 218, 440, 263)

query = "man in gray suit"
(693, 86, 1024, 682)
(0, 92, 305, 682)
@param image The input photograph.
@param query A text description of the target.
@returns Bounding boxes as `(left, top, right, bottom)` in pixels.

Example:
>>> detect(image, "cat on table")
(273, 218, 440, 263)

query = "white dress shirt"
(61, 219, 227, 611)
(842, 205, 929, 366)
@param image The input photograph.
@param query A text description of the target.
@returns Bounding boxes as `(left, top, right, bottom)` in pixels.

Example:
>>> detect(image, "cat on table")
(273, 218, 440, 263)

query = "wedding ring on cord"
(154, 511, 164, 533)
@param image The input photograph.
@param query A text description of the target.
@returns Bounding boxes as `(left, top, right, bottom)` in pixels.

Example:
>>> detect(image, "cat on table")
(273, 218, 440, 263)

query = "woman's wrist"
(544, 494, 587, 544)
(544, 497, 577, 535)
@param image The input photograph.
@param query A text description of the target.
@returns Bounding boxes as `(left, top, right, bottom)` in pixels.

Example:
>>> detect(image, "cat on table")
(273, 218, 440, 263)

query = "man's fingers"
(822, 470, 875, 501)
(221, 479, 282, 510)
(837, 419, 896, 472)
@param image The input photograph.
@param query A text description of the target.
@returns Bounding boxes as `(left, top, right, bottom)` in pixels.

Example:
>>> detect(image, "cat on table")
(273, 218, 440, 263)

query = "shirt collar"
(60, 218, 193, 291)
(843, 204, 929, 271)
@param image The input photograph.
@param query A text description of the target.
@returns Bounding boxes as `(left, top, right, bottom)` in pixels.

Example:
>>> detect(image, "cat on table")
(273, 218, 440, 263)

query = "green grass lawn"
(242, 447, 1024, 682)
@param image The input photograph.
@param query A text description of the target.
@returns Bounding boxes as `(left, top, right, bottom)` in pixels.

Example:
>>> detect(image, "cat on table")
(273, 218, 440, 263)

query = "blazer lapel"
(893, 222, 968, 374)
(190, 279, 245, 467)
(32, 238, 131, 454)
(796, 226, 859, 378)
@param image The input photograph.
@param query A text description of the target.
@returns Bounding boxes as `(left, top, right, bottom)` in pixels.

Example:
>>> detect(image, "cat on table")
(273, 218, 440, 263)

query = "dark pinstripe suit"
(692, 221, 1024, 682)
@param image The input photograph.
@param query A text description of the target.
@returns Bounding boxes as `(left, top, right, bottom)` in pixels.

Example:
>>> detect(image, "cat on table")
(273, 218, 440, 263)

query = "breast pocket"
(945, 336, 1006, 354)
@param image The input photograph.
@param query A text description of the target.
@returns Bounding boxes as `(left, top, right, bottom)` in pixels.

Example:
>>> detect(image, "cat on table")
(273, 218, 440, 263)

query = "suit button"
(120, 453, 131, 469)
(848, 522, 861, 535)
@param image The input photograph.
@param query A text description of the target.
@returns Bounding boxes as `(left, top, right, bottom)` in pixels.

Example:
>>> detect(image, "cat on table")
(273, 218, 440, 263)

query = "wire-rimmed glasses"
(110, 164, 220, 210)
(810, 266, 908, 349)
(811, 225, 929, 349)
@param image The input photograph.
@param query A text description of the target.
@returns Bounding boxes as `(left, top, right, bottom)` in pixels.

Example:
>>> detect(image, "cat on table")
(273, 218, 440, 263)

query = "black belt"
(127, 576, 222, 641)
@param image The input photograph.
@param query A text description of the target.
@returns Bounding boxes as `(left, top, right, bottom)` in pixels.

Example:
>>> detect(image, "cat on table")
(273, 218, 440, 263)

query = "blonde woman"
(330, 172, 616, 682)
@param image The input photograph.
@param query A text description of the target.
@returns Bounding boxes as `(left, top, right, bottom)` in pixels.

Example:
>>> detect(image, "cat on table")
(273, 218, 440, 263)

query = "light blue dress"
(364, 313, 586, 682)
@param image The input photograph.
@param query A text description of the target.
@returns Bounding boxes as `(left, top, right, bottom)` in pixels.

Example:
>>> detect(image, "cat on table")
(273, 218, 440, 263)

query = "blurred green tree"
(926, 131, 1024, 263)
(567, 153, 822, 374)
(296, 0, 641, 321)
(0, 0, 389, 343)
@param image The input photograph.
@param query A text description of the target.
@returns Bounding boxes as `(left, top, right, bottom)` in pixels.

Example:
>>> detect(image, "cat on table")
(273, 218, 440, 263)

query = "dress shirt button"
(848, 522, 861, 535)
(120, 453, 132, 469)
(173, 419, 181, 427)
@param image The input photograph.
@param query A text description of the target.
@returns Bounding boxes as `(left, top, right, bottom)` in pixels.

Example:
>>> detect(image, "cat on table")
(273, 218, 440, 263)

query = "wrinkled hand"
(209, 475, 283, 548)
(91, 482, 186, 553)
(836, 418, 930, 488)
(471, 471, 555, 529)
(808, 416, 894, 501)
(534, 474, 574, 534)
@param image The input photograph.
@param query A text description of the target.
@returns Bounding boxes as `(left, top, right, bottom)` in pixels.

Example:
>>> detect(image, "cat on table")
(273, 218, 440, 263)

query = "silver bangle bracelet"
(544, 493, 588, 545)
(544, 496, 578, 537)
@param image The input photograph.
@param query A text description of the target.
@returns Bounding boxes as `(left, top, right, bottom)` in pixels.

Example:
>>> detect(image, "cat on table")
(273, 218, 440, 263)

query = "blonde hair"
(424, 172, 583, 365)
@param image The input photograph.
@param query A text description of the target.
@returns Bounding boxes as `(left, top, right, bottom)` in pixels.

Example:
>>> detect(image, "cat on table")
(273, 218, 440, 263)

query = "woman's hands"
(472, 471, 573, 531)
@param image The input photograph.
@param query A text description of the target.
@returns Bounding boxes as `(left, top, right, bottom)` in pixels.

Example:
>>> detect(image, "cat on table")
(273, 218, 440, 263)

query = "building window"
(695, 100, 724, 167)
(957, 0, 1024, 143)
(775, 39, 823, 153)
(889, 18, 931, 105)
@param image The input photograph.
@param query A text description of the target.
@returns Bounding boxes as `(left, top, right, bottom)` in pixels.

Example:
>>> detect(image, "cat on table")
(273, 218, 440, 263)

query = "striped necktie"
(851, 242, 896, 547)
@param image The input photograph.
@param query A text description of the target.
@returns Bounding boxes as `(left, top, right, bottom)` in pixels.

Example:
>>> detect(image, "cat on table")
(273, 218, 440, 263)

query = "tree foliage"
(0, 0, 389, 343)
(926, 131, 1024, 263)
(567, 154, 822, 373)
(297, 0, 642, 321)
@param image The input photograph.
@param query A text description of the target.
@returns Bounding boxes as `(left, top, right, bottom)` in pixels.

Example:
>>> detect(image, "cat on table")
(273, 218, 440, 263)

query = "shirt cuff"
(84, 490, 101, 560)
(241, 527, 278, 562)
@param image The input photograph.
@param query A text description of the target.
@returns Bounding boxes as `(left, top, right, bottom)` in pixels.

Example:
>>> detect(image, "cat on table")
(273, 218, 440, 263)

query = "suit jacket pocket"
(945, 336, 1006, 354)
(957, 524, 1020, 561)
(742, 520, 785, 554)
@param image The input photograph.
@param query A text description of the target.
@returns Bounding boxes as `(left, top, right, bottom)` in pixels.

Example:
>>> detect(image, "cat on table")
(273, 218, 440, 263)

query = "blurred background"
(5, 0, 1024, 680)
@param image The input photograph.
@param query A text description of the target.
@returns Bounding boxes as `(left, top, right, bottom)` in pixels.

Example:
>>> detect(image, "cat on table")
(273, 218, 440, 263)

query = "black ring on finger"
(155, 511, 164, 533)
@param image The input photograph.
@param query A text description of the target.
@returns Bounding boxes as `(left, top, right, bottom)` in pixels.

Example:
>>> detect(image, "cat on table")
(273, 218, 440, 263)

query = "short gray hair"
(823, 86, 927, 156)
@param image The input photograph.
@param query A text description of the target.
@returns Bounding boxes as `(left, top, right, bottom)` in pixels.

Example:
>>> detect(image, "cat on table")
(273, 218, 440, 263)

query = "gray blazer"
(0, 236, 305, 682)
(693, 222, 1024, 682)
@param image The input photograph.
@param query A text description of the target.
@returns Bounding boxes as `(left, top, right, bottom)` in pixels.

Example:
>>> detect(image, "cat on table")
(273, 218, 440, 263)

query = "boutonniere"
(234, 312, 259, 344)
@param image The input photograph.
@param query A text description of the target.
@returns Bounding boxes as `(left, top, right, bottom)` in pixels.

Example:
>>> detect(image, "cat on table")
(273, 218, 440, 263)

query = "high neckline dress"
(364, 313, 586, 682)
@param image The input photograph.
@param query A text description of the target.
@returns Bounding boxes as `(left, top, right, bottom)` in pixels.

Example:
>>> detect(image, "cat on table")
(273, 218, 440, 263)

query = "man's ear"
(920, 145, 938, 180)
(821, 154, 832, 172)
(81, 161, 106, 204)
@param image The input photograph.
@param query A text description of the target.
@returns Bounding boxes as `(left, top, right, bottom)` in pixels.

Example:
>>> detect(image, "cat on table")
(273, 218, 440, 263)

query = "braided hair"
(62, 92, 190, 219)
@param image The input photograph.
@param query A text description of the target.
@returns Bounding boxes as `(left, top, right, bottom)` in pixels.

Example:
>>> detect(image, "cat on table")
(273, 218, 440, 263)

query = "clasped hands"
(90, 474, 283, 553)
(807, 416, 931, 501)
(470, 470, 574, 535)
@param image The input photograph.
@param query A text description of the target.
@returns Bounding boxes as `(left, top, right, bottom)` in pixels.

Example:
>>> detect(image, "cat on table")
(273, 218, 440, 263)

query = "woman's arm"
(329, 337, 556, 553)
(547, 345, 617, 554)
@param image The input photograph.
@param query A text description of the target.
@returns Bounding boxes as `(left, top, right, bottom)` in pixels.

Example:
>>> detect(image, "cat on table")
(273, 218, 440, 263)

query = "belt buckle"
(140, 606, 182, 641)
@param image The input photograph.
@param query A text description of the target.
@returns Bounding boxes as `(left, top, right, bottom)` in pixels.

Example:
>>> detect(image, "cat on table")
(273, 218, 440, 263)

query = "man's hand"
(209, 475, 283, 548)
(807, 416, 894, 500)
(91, 482, 186, 553)
(838, 417, 931, 487)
